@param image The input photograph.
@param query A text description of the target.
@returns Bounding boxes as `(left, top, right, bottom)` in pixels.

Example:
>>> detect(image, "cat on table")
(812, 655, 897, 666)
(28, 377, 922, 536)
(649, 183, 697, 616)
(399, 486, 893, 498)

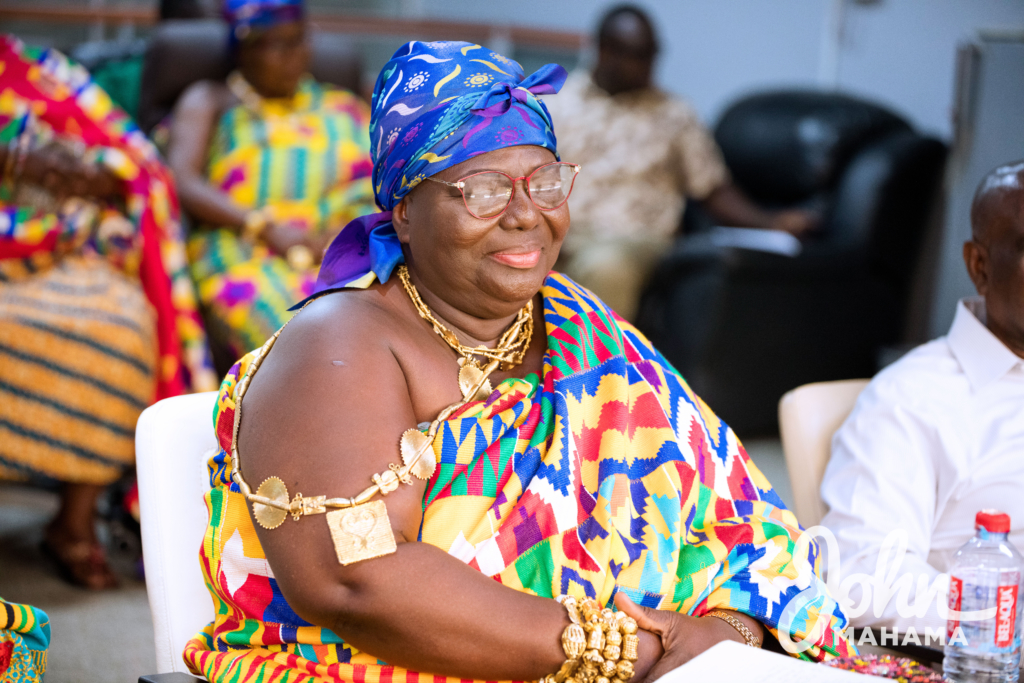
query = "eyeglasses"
(426, 161, 581, 219)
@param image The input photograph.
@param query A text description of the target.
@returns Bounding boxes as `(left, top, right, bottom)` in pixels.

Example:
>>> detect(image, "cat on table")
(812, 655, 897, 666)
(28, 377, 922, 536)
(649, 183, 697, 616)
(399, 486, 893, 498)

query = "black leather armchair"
(636, 91, 947, 436)
(138, 19, 362, 134)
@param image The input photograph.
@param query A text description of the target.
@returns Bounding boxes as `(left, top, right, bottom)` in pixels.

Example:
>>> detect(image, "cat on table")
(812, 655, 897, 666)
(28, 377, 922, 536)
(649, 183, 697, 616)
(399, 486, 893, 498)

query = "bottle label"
(948, 576, 962, 639)
(996, 585, 1018, 648)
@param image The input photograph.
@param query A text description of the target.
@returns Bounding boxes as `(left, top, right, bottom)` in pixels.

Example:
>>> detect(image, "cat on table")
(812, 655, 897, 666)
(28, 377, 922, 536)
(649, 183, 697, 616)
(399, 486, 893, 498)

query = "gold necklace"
(227, 71, 302, 116)
(397, 265, 533, 400)
(227, 71, 266, 113)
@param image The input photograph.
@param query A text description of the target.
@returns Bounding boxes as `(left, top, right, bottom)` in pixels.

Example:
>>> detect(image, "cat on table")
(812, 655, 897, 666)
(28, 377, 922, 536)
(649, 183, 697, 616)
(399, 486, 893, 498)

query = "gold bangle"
(705, 609, 761, 648)
(242, 209, 269, 242)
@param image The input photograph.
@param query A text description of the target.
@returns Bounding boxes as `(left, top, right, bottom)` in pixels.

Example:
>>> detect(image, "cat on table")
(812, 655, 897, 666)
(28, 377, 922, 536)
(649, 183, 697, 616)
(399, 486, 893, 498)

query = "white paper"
(651, 641, 888, 683)
(709, 226, 803, 257)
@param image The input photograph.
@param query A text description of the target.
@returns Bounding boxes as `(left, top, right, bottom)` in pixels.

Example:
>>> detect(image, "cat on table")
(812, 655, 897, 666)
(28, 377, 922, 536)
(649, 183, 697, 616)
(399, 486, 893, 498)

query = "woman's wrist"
(631, 629, 665, 683)
(545, 597, 645, 683)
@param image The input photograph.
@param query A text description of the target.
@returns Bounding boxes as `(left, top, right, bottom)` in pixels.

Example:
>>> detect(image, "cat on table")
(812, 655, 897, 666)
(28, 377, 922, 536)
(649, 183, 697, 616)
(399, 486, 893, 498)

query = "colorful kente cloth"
(313, 40, 565, 293)
(188, 74, 374, 359)
(0, 36, 216, 484)
(183, 273, 855, 682)
(0, 35, 215, 398)
(0, 599, 50, 683)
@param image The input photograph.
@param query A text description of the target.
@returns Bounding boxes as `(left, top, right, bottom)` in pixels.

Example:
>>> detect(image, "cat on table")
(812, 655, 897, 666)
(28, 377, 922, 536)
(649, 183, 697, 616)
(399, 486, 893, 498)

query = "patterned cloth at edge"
(183, 40, 855, 682)
(824, 654, 943, 682)
(187, 74, 374, 360)
(0, 36, 216, 485)
(0, 598, 50, 683)
(544, 70, 730, 320)
(184, 273, 855, 682)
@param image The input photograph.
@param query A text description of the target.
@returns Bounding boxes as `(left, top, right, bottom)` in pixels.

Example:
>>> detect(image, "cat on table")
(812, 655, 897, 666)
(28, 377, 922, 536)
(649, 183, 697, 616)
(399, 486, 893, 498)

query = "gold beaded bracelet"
(543, 596, 639, 683)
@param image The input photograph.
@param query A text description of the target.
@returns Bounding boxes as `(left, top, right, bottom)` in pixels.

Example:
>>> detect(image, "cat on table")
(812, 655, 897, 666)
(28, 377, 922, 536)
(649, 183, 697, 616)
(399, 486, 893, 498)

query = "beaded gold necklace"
(397, 265, 533, 400)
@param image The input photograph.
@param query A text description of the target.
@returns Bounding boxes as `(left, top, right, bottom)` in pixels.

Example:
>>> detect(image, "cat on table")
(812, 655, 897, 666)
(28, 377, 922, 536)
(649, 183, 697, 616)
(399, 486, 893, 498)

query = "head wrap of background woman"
(306, 41, 567, 302)
(223, 0, 304, 46)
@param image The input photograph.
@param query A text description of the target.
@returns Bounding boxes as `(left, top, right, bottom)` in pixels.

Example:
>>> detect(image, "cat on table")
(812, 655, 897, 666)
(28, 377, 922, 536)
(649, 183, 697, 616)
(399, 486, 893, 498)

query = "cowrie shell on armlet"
(400, 428, 436, 480)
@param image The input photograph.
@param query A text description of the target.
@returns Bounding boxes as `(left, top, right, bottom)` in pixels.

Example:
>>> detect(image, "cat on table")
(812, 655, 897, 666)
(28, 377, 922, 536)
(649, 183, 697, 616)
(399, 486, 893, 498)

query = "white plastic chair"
(136, 391, 219, 677)
(777, 379, 869, 528)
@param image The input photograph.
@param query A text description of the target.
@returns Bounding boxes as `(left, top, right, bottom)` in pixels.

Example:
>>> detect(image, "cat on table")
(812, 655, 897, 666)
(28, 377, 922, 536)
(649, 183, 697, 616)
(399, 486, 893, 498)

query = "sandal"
(41, 534, 120, 590)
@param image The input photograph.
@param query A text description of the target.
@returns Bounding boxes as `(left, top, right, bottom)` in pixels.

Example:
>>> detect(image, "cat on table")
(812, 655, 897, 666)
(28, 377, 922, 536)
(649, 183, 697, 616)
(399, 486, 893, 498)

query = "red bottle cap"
(976, 509, 1011, 533)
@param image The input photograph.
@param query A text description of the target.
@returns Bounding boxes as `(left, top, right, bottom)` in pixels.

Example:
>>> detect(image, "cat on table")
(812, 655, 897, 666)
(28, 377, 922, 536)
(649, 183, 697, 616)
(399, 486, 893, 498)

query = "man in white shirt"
(819, 160, 1024, 632)
(545, 4, 813, 321)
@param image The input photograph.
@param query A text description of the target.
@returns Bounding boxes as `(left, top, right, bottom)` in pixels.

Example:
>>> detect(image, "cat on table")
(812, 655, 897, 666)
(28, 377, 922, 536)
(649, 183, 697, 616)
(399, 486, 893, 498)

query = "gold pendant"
(400, 428, 436, 480)
(458, 363, 492, 401)
(326, 500, 397, 565)
(253, 476, 289, 529)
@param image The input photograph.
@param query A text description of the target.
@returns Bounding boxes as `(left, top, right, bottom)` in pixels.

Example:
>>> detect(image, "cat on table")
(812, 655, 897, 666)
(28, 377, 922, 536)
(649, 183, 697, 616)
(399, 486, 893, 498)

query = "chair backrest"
(714, 91, 910, 210)
(138, 19, 363, 133)
(136, 391, 219, 674)
(777, 379, 869, 528)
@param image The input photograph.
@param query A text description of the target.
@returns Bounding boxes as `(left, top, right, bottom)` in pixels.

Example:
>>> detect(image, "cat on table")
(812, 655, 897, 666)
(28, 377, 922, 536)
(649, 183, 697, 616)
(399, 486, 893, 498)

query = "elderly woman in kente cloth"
(183, 41, 855, 682)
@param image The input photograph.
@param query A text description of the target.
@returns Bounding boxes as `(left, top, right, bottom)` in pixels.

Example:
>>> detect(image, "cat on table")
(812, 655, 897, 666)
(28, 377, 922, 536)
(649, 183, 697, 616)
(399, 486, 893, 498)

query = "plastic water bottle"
(944, 510, 1024, 682)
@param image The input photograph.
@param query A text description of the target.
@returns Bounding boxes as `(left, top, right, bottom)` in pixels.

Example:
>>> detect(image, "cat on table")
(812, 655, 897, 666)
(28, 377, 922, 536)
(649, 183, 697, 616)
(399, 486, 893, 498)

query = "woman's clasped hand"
(20, 142, 122, 201)
(613, 593, 765, 683)
(260, 221, 327, 261)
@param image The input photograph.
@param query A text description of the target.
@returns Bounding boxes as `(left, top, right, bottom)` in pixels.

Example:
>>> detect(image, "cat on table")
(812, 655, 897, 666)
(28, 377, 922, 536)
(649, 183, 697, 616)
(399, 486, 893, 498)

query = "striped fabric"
(188, 74, 374, 359)
(183, 273, 854, 683)
(0, 256, 155, 484)
(0, 598, 49, 683)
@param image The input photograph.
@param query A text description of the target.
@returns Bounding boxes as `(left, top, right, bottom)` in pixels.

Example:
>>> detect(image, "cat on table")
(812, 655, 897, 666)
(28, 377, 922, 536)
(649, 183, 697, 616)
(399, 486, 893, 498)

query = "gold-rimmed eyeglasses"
(425, 161, 581, 219)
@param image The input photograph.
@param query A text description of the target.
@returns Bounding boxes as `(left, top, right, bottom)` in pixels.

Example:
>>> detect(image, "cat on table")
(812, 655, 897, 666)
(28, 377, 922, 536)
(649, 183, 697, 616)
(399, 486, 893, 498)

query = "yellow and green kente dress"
(188, 74, 375, 360)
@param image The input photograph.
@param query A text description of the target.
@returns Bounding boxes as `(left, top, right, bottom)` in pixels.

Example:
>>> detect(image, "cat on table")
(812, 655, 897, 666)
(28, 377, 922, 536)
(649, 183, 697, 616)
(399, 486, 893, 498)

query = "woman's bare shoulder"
(172, 79, 233, 118)
(279, 286, 406, 358)
(246, 284, 412, 405)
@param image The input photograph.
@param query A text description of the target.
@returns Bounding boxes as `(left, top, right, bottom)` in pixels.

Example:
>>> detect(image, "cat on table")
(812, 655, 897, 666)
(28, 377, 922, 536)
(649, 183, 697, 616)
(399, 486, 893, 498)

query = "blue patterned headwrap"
(309, 40, 567, 298)
(223, 0, 304, 45)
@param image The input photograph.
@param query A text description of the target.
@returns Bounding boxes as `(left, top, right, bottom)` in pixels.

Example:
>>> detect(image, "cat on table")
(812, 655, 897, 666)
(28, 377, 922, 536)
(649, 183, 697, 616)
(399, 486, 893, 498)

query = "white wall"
(836, 0, 1024, 138)
(418, 0, 1024, 139)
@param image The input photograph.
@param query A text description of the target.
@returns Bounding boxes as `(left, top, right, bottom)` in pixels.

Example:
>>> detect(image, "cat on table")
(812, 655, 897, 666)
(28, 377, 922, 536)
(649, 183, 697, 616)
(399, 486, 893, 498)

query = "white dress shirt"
(820, 298, 1024, 631)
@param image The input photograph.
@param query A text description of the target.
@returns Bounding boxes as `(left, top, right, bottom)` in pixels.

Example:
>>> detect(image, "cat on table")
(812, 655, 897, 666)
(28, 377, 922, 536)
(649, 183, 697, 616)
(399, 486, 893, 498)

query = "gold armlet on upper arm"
(228, 300, 501, 565)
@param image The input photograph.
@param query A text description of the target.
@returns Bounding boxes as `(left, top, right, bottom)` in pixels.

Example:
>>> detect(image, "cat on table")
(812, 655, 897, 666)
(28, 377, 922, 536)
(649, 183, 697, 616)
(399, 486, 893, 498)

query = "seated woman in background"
(183, 41, 854, 682)
(0, 35, 215, 588)
(167, 0, 374, 362)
